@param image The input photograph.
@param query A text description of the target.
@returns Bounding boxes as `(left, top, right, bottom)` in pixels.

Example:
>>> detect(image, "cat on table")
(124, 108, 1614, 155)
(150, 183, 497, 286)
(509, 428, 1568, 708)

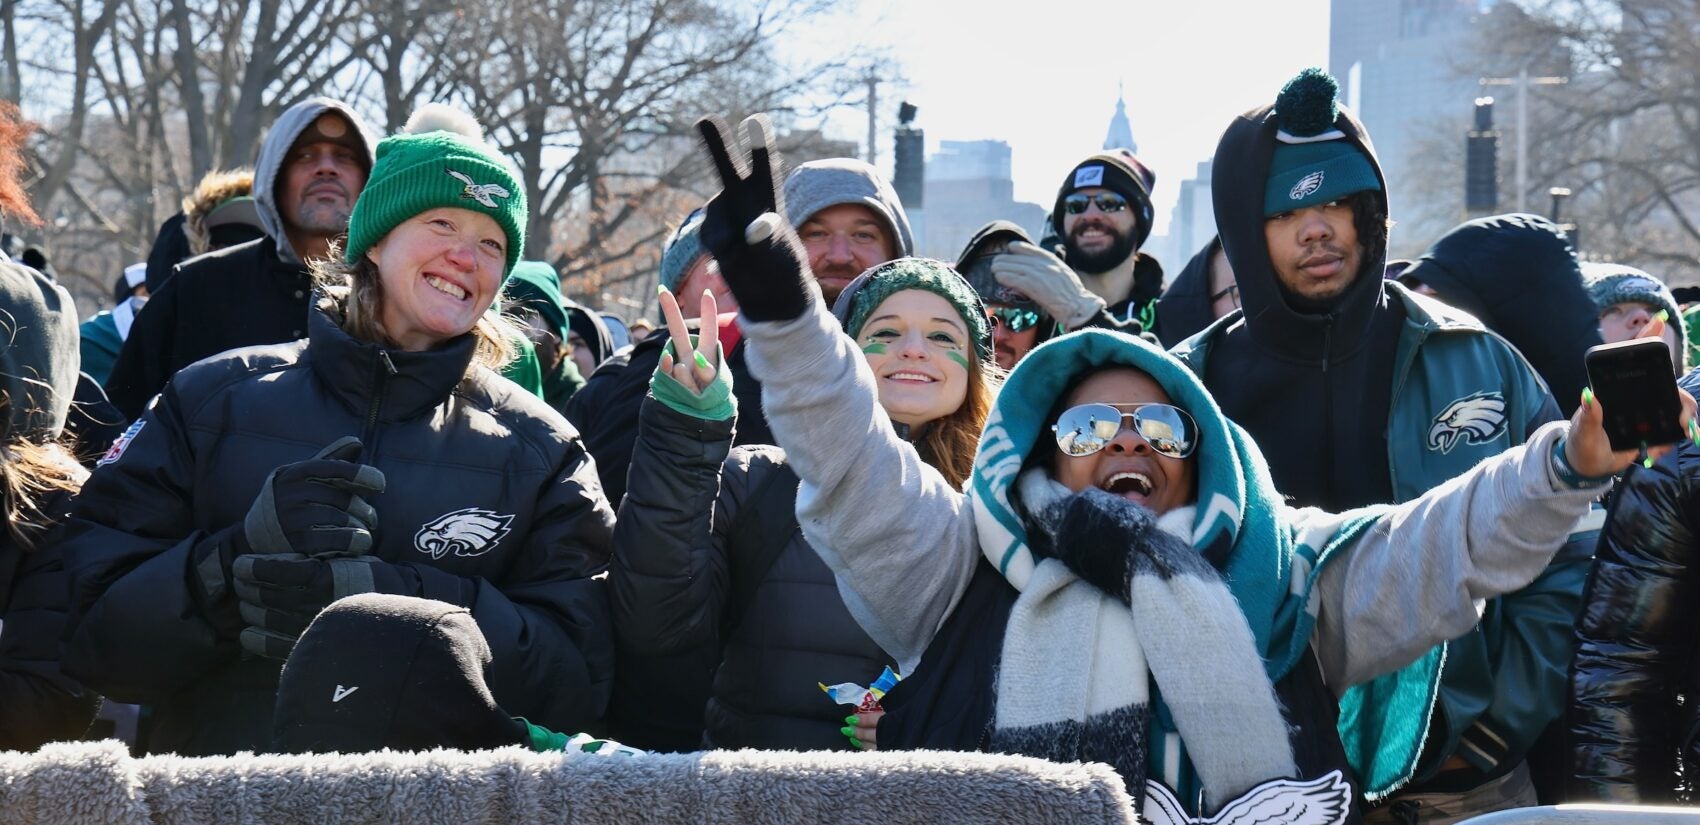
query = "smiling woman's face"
(367, 207, 507, 351)
(856, 288, 971, 429)
(1051, 367, 1197, 516)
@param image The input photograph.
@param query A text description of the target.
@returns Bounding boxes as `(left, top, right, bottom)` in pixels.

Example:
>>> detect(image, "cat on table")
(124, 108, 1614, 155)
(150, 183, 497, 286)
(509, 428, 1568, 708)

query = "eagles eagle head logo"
(1289, 170, 1325, 201)
(415, 507, 515, 559)
(1428, 391, 1508, 454)
(446, 169, 511, 209)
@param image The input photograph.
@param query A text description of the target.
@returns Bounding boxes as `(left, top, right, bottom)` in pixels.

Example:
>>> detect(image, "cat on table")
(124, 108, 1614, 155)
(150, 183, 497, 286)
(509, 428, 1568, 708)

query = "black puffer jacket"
(105, 236, 313, 420)
(0, 487, 101, 749)
(1568, 368, 1700, 803)
(61, 302, 615, 755)
(565, 322, 771, 508)
(610, 395, 893, 750)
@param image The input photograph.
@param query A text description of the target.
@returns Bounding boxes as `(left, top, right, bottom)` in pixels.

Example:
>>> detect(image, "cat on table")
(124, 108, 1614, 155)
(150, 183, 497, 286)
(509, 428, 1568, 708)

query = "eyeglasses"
(1063, 192, 1129, 215)
(1051, 402, 1199, 459)
(988, 306, 1041, 333)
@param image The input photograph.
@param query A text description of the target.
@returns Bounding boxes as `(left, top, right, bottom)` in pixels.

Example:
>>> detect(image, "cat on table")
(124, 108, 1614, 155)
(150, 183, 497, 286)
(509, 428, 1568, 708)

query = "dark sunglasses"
(1052, 402, 1199, 459)
(988, 306, 1041, 333)
(1063, 192, 1129, 215)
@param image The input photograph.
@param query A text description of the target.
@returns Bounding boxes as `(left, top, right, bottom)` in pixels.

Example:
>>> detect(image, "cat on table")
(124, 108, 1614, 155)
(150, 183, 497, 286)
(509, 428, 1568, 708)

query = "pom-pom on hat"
(1264, 68, 1381, 216)
(344, 104, 527, 274)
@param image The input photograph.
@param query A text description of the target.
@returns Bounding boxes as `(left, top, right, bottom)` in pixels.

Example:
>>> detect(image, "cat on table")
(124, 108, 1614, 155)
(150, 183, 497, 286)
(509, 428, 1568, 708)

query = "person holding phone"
(1583, 262, 1688, 376)
(1569, 311, 1700, 804)
(680, 110, 1693, 824)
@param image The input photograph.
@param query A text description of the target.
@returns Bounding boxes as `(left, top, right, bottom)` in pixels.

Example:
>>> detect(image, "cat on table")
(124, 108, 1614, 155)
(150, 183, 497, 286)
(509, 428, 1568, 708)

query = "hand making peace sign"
(695, 113, 815, 322)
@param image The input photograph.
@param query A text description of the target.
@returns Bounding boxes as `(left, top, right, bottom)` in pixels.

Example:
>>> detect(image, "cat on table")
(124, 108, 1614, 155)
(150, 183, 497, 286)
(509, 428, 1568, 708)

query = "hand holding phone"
(1584, 338, 1684, 452)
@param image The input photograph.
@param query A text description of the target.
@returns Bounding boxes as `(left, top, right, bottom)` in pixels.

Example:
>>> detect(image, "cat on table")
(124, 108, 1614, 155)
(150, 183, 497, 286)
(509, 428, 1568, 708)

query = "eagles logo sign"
(1427, 391, 1508, 454)
(1289, 170, 1325, 201)
(414, 507, 515, 559)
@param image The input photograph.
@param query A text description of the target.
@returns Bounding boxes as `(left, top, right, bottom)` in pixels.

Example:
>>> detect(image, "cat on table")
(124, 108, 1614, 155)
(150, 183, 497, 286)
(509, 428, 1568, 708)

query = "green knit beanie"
(1264, 68, 1381, 216)
(344, 130, 527, 274)
(505, 261, 570, 342)
(842, 258, 992, 365)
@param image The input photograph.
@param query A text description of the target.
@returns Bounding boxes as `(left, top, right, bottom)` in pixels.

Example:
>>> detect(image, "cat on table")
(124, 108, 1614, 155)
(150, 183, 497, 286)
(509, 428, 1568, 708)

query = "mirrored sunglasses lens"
(1054, 404, 1121, 456)
(1063, 194, 1091, 215)
(1095, 194, 1128, 212)
(1132, 405, 1196, 457)
(993, 308, 1038, 332)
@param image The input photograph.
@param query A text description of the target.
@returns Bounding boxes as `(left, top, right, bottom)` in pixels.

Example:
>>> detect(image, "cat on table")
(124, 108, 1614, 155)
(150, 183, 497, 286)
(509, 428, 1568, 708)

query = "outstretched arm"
(690, 115, 980, 671)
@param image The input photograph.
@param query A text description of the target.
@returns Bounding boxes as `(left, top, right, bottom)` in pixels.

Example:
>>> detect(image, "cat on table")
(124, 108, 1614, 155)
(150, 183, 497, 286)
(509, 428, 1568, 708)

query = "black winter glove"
(244, 436, 386, 558)
(695, 114, 814, 322)
(231, 552, 476, 659)
(1049, 489, 1195, 607)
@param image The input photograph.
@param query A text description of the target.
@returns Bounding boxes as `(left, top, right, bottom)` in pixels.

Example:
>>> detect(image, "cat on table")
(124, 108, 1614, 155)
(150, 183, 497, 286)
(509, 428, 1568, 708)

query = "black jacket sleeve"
(105, 273, 181, 420)
(59, 380, 249, 703)
(0, 490, 101, 748)
(609, 395, 739, 658)
(1568, 445, 1700, 803)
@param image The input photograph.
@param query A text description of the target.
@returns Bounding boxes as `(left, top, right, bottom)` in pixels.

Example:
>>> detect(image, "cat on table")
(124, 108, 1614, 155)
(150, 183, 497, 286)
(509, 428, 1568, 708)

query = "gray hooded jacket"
(782, 158, 914, 257)
(253, 97, 376, 265)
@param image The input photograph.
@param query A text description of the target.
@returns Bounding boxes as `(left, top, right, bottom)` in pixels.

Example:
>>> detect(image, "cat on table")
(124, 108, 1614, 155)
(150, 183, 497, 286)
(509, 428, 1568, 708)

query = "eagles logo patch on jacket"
(1427, 391, 1508, 454)
(414, 507, 515, 560)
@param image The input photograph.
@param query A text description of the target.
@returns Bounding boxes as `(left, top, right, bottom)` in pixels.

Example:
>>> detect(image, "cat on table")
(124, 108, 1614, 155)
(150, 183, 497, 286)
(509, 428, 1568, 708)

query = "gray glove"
(243, 436, 386, 558)
(990, 240, 1106, 330)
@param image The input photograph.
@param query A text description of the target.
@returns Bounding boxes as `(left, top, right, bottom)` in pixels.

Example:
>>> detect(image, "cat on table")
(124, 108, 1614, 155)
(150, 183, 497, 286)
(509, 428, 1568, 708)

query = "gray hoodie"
(252, 97, 377, 265)
(782, 159, 914, 257)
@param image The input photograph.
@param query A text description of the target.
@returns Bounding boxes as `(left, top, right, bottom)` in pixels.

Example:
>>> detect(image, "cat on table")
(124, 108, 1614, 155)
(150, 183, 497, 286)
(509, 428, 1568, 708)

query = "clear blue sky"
(814, 0, 1333, 236)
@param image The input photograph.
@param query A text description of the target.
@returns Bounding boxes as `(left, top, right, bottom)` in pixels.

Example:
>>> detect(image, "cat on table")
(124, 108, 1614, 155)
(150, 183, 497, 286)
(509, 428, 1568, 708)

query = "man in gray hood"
(780, 157, 913, 305)
(106, 97, 374, 419)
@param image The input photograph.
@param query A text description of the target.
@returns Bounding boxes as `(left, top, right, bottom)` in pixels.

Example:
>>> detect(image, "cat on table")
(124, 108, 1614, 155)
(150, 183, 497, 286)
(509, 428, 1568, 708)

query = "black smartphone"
(1584, 338, 1684, 452)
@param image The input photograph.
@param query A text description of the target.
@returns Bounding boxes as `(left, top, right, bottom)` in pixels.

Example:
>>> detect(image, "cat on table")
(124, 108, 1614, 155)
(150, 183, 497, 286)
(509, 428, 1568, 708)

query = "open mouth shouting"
(1098, 466, 1158, 505)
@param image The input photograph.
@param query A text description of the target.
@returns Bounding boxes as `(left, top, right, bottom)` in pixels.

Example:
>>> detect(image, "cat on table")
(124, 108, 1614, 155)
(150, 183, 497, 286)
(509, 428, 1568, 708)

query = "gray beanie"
(658, 210, 706, 294)
(1582, 262, 1687, 369)
(0, 261, 79, 439)
(781, 158, 914, 257)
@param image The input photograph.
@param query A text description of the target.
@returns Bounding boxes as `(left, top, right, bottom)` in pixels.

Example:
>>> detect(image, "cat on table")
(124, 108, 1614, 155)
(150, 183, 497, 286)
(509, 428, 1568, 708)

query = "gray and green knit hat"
(344, 129, 527, 274)
(831, 257, 992, 365)
(1264, 68, 1381, 216)
(1582, 262, 1687, 369)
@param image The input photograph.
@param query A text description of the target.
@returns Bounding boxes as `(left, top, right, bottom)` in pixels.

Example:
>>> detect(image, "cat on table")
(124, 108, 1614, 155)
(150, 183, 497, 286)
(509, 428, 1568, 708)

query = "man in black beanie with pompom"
(1171, 68, 1584, 822)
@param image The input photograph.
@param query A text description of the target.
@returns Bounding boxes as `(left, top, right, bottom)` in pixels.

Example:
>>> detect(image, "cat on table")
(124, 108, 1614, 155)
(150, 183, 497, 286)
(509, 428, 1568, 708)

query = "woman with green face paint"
(607, 258, 996, 754)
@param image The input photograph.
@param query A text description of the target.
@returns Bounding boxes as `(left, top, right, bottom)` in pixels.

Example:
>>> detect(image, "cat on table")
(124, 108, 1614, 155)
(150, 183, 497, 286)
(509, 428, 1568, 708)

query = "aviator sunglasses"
(1051, 402, 1199, 459)
(1062, 192, 1129, 215)
(988, 306, 1041, 333)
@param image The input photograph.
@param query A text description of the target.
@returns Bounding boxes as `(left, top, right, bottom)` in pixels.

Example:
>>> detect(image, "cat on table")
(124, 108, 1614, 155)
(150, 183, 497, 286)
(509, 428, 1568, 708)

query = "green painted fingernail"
(1582, 387, 1594, 408)
(1657, 309, 1671, 322)
(694, 352, 711, 370)
(845, 714, 857, 725)
(657, 284, 669, 296)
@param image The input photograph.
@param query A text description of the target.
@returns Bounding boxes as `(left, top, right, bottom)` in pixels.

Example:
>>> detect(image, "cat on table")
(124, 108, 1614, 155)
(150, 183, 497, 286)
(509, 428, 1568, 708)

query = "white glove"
(989, 241, 1105, 330)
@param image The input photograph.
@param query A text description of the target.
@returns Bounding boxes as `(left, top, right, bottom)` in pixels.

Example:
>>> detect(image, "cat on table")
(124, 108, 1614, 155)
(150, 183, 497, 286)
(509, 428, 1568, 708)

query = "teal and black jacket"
(1174, 94, 1582, 795)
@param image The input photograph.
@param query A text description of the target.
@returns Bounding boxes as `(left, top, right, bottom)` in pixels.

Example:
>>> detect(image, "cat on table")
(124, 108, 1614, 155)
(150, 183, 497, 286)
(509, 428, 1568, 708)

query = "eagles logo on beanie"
(343, 104, 528, 275)
(1050, 150, 1157, 249)
(1264, 68, 1381, 216)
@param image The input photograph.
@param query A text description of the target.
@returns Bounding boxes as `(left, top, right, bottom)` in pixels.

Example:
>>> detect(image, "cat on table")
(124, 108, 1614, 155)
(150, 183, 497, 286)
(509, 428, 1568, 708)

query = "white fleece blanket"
(0, 740, 1137, 825)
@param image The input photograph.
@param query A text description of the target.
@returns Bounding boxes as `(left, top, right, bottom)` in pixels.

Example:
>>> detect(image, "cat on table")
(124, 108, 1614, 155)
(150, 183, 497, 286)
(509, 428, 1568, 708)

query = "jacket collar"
(306, 300, 475, 422)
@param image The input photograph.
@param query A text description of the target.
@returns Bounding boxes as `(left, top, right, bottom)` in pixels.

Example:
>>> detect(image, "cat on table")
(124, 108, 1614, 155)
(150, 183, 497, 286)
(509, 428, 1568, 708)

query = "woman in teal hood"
(672, 114, 1689, 823)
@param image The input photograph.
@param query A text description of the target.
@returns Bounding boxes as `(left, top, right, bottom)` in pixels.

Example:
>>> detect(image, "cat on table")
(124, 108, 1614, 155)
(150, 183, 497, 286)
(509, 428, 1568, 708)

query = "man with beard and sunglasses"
(1172, 68, 1586, 822)
(986, 149, 1165, 338)
(106, 98, 375, 419)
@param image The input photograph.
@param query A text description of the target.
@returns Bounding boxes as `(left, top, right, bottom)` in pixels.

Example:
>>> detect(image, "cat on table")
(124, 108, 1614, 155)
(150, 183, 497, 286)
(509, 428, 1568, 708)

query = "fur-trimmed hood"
(181, 168, 259, 257)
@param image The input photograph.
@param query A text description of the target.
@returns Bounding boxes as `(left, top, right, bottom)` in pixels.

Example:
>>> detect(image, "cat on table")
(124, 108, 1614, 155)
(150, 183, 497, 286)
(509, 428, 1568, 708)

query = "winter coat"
(60, 302, 615, 756)
(1568, 369, 1700, 803)
(1399, 213, 1600, 410)
(565, 323, 771, 509)
(610, 394, 893, 751)
(0, 487, 101, 749)
(107, 97, 374, 420)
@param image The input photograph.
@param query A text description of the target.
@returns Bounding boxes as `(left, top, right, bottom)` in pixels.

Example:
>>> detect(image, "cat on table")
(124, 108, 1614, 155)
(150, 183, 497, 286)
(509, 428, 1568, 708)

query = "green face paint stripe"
(947, 351, 971, 369)
(861, 342, 888, 355)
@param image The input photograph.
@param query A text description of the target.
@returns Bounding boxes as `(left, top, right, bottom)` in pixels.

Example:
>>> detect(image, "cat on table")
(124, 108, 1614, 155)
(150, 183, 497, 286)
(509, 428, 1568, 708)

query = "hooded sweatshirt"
(781, 158, 915, 257)
(1153, 236, 1221, 348)
(253, 97, 376, 266)
(734, 291, 1600, 819)
(1400, 214, 1599, 409)
(1196, 103, 1407, 511)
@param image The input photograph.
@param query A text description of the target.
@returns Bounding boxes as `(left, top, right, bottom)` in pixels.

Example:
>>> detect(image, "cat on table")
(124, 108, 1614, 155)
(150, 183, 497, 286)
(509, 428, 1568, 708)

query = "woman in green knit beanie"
(318, 103, 528, 368)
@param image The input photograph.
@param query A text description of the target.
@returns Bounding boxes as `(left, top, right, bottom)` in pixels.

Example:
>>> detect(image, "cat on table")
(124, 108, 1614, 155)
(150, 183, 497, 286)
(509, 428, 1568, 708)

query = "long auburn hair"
(0, 441, 84, 549)
(310, 244, 518, 374)
(913, 354, 998, 489)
